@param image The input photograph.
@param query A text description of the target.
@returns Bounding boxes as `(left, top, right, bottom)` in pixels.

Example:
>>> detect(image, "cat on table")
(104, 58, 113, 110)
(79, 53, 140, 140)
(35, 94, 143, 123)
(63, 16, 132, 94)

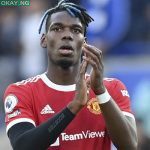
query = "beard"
(49, 52, 81, 70)
(56, 59, 75, 69)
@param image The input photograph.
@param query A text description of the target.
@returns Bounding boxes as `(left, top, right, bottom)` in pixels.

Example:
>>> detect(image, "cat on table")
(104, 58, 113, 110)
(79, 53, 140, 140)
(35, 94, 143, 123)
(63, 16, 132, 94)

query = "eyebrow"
(50, 23, 83, 29)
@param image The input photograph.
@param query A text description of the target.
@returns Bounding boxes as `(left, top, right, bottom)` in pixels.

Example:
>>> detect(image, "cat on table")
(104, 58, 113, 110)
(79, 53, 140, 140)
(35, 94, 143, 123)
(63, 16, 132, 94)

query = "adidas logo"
(40, 105, 55, 114)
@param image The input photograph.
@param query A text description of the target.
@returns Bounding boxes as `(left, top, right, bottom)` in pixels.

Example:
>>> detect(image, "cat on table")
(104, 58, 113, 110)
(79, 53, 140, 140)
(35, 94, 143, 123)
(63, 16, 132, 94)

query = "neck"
(46, 62, 80, 85)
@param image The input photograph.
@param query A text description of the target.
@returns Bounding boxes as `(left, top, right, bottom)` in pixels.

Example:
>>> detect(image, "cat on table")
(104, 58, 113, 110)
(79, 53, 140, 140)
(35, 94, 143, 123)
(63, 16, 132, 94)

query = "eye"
(72, 28, 82, 34)
(52, 26, 62, 32)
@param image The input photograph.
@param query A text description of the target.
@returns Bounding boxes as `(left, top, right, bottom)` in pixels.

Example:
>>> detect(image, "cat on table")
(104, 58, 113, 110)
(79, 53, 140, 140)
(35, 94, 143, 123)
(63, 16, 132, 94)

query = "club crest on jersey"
(4, 95, 18, 113)
(87, 98, 101, 115)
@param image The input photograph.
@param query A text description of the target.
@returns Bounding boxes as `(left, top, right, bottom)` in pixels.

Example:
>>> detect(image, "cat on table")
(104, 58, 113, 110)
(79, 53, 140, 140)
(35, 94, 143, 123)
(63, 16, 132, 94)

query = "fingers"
(76, 60, 88, 85)
(80, 59, 88, 76)
(82, 56, 98, 70)
(75, 60, 90, 103)
(84, 43, 101, 53)
(82, 43, 103, 70)
(83, 44, 101, 63)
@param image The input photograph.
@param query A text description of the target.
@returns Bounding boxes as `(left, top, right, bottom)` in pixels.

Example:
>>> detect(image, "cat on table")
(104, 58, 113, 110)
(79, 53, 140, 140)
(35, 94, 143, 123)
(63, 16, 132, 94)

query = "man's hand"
(68, 59, 90, 114)
(82, 43, 105, 95)
(74, 60, 90, 105)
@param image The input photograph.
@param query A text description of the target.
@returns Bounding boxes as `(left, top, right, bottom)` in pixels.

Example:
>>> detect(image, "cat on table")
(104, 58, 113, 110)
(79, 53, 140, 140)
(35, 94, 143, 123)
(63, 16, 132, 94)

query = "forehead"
(49, 11, 83, 27)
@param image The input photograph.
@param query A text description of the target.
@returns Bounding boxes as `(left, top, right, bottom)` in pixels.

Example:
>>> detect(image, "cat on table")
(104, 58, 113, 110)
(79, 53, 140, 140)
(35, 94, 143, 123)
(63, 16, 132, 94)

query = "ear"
(40, 34, 47, 48)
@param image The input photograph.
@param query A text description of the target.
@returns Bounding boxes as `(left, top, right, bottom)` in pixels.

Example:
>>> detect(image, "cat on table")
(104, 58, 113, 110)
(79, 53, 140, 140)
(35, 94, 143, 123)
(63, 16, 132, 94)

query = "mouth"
(58, 45, 74, 55)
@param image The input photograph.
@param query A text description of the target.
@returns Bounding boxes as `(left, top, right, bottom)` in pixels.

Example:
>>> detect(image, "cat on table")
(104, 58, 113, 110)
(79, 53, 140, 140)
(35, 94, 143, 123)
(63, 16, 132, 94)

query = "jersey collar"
(40, 73, 76, 91)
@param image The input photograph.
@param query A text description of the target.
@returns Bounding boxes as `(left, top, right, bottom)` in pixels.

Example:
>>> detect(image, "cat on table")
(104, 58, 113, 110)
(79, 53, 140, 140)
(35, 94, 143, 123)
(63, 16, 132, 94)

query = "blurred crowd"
(0, 0, 150, 149)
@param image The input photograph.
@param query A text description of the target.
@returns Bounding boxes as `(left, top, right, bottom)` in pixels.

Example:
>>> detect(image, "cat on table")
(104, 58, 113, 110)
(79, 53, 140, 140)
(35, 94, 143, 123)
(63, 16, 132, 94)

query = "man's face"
(44, 11, 85, 68)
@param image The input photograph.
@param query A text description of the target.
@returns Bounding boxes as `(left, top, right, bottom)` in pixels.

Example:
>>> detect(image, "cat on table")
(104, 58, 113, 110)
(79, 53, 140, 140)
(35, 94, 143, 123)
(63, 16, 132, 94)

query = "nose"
(61, 29, 73, 41)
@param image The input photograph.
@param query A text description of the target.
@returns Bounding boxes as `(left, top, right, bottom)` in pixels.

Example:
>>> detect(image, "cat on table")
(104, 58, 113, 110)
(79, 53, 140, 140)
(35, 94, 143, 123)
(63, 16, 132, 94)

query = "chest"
(29, 83, 111, 149)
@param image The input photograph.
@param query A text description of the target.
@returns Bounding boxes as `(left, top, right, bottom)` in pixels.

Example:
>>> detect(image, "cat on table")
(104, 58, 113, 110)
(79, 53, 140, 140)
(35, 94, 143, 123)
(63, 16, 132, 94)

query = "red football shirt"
(4, 73, 134, 150)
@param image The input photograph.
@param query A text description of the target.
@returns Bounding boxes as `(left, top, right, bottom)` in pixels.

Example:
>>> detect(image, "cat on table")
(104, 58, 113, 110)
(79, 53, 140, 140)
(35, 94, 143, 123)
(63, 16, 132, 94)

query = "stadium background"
(0, 0, 150, 149)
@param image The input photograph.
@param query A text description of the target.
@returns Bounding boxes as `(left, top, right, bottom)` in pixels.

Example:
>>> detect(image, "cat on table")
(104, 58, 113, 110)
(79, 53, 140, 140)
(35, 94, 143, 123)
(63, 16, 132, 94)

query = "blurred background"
(0, 0, 150, 149)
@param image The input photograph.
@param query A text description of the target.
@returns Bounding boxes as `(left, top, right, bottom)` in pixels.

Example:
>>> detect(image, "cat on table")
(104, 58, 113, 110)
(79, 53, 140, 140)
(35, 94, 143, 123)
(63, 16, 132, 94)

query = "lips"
(58, 45, 74, 55)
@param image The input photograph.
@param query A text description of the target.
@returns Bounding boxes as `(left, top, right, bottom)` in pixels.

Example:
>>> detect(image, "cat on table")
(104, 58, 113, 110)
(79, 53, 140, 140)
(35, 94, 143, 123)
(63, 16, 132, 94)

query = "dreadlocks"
(38, 0, 94, 35)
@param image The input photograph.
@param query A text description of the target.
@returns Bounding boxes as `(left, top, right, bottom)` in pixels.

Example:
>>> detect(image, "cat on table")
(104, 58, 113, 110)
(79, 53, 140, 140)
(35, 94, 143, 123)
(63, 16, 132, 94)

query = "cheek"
(76, 38, 84, 50)
(46, 31, 59, 49)
(46, 35, 57, 57)
(47, 36, 55, 49)
(75, 40, 84, 59)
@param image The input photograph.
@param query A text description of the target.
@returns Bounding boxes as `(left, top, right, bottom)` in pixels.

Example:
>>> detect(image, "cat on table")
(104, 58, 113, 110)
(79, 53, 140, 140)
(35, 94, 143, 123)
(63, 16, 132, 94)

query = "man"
(3, 0, 137, 150)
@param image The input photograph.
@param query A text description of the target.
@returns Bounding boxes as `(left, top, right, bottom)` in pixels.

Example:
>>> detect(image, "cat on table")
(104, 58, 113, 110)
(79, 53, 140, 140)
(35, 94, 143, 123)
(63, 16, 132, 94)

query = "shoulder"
(14, 74, 41, 86)
(4, 74, 42, 98)
(103, 77, 130, 97)
(7, 75, 41, 89)
(3, 75, 42, 114)
(104, 78, 134, 118)
(103, 77, 124, 88)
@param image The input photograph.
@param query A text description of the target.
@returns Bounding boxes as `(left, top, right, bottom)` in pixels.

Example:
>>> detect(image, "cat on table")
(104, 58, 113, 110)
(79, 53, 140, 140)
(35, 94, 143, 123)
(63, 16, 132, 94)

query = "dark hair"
(38, 0, 94, 35)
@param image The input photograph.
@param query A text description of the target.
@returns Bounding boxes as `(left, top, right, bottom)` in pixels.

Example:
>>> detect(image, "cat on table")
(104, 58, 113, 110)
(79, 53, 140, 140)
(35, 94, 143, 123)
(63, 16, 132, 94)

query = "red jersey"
(4, 73, 134, 150)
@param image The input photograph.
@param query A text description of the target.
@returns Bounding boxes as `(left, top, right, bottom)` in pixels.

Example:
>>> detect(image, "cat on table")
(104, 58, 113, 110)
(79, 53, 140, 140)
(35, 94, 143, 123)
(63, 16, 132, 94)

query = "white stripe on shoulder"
(122, 111, 135, 120)
(15, 75, 41, 86)
(6, 118, 36, 133)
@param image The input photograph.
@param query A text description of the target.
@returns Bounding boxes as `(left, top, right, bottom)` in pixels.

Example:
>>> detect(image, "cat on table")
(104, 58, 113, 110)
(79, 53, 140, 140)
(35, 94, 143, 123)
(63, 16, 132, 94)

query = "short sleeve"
(106, 78, 135, 119)
(3, 83, 36, 133)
